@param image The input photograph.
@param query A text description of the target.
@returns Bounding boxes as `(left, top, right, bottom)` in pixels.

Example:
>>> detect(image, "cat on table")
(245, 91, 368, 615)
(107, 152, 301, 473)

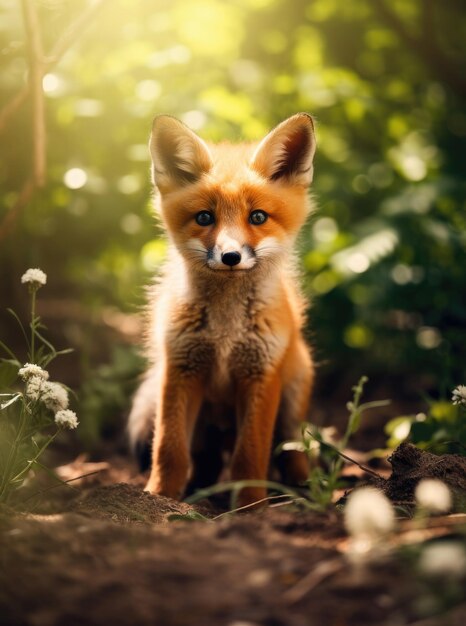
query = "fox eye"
(195, 211, 214, 226)
(249, 210, 268, 225)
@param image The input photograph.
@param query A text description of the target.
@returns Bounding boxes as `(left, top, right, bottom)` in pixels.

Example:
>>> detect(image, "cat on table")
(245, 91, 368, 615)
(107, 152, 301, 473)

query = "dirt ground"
(1, 445, 465, 626)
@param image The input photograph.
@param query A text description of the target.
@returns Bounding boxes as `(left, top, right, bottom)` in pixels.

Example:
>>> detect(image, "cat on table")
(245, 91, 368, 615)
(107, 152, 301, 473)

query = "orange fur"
(128, 113, 317, 507)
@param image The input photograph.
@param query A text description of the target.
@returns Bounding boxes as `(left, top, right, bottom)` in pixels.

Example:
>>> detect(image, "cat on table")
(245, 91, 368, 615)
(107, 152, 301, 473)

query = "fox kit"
(129, 113, 316, 506)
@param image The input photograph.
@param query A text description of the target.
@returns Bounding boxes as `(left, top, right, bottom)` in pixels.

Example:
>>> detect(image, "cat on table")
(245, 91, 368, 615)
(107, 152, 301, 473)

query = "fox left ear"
(149, 115, 213, 193)
(251, 113, 316, 187)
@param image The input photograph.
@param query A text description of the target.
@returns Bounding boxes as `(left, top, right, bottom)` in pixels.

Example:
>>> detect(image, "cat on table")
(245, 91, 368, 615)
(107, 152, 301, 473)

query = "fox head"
(149, 113, 316, 274)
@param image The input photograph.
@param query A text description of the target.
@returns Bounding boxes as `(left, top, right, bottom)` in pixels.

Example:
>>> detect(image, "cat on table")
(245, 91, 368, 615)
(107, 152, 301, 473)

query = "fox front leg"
(145, 371, 203, 500)
(231, 372, 282, 507)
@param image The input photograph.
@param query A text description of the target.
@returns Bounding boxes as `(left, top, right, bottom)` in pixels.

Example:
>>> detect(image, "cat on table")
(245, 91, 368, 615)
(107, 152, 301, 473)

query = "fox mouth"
(207, 266, 255, 274)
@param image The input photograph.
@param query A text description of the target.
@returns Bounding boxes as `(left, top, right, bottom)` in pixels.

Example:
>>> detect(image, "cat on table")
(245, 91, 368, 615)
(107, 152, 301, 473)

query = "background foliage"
(0, 0, 465, 446)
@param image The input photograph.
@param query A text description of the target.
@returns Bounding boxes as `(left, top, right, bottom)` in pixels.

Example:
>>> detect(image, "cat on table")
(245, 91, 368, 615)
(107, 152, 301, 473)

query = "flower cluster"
(1, 269, 79, 503)
(25, 375, 47, 401)
(42, 381, 69, 412)
(21, 361, 76, 427)
(21, 268, 47, 288)
(18, 363, 49, 381)
(26, 376, 69, 411)
(54, 409, 79, 430)
(452, 385, 466, 407)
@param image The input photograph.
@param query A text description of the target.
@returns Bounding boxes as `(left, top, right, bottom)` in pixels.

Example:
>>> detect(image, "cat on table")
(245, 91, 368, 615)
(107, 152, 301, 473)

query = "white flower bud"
(415, 479, 451, 514)
(452, 385, 466, 407)
(345, 487, 395, 540)
(19, 363, 49, 381)
(419, 542, 466, 578)
(54, 409, 79, 430)
(21, 268, 47, 287)
(25, 375, 46, 401)
(25, 378, 69, 412)
(42, 382, 69, 412)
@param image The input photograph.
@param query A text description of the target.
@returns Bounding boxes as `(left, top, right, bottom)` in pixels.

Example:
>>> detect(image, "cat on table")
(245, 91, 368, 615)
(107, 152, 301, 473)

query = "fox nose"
(221, 251, 241, 267)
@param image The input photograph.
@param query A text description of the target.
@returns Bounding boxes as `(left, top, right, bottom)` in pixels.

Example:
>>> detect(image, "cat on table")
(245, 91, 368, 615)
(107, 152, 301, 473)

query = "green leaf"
(348, 409, 362, 435)
(410, 420, 437, 443)
(358, 399, 391, 413)
(33, 330, 57, 356)
(0, 340, 19, 362)
(384, 415, 414, 436)
(0, 360, 20, 388)
(7, 308, 30, 348)
(0, 393, 22, 411)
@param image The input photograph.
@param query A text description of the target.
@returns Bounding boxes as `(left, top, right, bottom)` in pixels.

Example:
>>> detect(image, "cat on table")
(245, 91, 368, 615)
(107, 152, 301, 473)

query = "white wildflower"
(21, 268, 47, 287)
(54, 409, 79, 430)
(25, 377, 69, 411)
(344, 487, 395, 540)
(18, 363, 49, 381)
(26, 375, 47, 401)
(452, 385, 466, 407)
(419, 542, 466, 578)
(415, 479, 451, 514)
(42, 382, 69, 412)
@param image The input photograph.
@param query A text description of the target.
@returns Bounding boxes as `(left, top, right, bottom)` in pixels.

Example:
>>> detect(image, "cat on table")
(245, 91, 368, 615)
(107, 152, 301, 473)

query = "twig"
(45, 0, 107, 67)
(0, 0, 107, 134)
(336, 449, 384, 480)
(211, 493, 294, 519)
(283, 557, 343, 604)
(310, 430, 385, 480)
(21, 0, 46, 188)
(19, 469, 105, 506)
(0, 0, 108, 242)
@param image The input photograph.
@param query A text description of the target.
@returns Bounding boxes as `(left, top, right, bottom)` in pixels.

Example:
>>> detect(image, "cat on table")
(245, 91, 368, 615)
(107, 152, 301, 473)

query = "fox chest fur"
(152, 274, 293, 403)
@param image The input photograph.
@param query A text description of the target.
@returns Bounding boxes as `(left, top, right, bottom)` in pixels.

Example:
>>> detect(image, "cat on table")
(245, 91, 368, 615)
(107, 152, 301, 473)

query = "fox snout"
(221, 251, 241, 267)
(206, 231, 257, 271)
(207, 243, 256, 272)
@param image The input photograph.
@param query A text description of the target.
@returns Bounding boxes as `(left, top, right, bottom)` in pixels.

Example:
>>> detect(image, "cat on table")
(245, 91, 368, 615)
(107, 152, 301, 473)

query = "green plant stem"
(10, 430, 59, 484)
(0, 404, 27, 501)
(30, 288, 36, 363)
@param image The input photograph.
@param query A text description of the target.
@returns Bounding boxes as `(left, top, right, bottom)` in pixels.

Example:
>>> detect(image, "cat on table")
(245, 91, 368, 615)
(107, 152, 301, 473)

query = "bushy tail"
(127, 367, 158, 470)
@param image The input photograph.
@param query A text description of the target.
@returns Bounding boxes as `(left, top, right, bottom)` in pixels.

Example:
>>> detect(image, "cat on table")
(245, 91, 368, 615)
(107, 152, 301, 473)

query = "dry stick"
(0, 0, 45, 242)
(336, 449, 384, 480)
(21, 0, 46, 188)
(212, 494, 294, 520)
(20, 469, 106, 506)
(316, 434, 385, 480)
(0, 0, 107, 242)
(45, 0, 107, 67)
(283, 558, 344, 604)
(0, 0, 107, 134)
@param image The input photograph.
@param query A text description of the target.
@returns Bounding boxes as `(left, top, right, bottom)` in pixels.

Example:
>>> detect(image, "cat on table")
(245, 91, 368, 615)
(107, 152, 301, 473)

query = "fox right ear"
(251, 113, 316, 187)
(149, 116, 213, 193)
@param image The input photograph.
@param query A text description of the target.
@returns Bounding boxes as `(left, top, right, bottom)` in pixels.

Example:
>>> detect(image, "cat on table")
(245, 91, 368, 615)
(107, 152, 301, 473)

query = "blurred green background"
(1, 0, 465, 448)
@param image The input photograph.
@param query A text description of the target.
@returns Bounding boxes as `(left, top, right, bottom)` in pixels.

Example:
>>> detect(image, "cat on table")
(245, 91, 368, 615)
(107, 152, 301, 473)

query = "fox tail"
(127, 367, 157, 471)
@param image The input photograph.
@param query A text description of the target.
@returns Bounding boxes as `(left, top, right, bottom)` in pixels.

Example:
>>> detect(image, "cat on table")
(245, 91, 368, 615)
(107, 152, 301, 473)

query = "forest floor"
(0, 445, 465, 626)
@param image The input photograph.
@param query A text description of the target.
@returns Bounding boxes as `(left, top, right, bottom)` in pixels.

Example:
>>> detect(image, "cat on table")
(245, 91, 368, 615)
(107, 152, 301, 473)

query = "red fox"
(128, 113, 316, 506)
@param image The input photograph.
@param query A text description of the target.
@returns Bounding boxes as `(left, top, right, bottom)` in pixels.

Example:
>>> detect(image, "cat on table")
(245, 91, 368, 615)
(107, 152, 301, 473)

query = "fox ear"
(251, 113, 316, 186)
(149, 116, 213, 193)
